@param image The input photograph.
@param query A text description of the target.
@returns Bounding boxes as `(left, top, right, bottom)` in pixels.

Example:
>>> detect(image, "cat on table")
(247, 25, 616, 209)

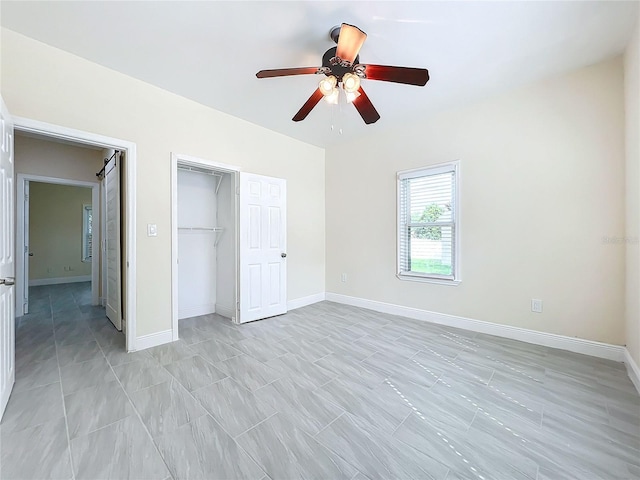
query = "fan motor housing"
(322, 47, 359, 80)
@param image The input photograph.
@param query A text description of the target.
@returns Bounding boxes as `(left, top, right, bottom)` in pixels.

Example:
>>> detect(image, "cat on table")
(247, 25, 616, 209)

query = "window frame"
(82, 203, 92, 263)
(396, 161, 461, 285)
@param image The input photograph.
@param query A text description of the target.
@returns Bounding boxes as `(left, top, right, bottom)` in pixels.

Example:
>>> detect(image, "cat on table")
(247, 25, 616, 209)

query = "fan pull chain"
(330, 101, 335, 132)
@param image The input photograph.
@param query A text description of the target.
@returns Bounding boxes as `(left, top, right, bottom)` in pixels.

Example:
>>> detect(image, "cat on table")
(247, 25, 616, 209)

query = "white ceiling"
(2, 1, 638, 148)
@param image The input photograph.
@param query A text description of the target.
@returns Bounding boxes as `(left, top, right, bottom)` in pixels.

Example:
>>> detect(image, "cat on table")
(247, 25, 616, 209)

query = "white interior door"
(0, 97, 15, 419)
(104, 154, 122, 330)
(22, 180, 29, 314)
(239, 172, 287, 323)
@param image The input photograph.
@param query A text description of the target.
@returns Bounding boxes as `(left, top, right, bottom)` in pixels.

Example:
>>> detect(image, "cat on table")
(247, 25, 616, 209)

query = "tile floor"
(1, 282, 639, 479)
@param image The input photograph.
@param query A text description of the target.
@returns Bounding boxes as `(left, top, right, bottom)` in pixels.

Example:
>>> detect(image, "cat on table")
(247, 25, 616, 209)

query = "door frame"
(14, 117, 137, 353)
(16, 174, 101, 315)
(170, 153, 240, 341)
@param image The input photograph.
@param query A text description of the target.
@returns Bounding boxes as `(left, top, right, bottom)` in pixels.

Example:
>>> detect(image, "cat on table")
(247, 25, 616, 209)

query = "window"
(82, 204, 92, 262)
(397, 161, 459, 283)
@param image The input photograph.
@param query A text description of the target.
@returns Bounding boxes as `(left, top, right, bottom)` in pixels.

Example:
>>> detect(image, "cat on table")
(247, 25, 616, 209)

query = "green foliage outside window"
(411, 203, 445, 240)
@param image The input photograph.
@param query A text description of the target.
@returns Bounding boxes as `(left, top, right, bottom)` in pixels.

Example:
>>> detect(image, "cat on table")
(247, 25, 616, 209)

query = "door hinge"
(24, 245, 28, 253)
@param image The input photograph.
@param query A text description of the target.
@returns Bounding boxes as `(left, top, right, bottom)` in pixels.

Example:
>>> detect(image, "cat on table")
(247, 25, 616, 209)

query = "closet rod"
(96, 151, 118, 179)
(178, 227, 224, 231)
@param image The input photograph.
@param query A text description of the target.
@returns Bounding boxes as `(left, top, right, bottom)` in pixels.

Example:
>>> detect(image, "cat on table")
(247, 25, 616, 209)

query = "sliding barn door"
(239, 173, 287, 323)
(0, 97, 15, 419)
(104, 154, 122, 330)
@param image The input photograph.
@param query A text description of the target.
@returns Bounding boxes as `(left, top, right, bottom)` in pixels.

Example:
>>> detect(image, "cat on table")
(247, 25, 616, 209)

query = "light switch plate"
(531, 299, 543, 313)
(147, 224, 158, 237)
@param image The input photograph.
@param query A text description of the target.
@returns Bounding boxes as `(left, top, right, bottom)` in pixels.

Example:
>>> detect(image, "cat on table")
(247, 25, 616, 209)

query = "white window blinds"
(398, 162, 458, 281)
(82, 205, 92, 262)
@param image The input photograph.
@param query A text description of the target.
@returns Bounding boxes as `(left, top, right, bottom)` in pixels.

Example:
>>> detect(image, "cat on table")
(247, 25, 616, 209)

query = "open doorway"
(16, 175, 100, 317)
(12, 118, 137, 353)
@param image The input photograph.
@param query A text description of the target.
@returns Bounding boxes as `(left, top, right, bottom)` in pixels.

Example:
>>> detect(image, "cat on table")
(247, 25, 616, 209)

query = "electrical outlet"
(341, 273, 347, 283)
(531, 299, 543, 313)
(147, 224, 158, 237)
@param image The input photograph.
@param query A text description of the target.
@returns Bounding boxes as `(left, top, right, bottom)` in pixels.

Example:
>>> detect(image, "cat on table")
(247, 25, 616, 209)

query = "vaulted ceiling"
(2, 1, 638, 147)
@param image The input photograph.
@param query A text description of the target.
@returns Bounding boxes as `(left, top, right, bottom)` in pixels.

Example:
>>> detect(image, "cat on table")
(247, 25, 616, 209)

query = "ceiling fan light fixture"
(319, 75, 338, 96)
(342, 72, 361, 93)
(324, 87, 340, 104)
(345, 90, 361, 104)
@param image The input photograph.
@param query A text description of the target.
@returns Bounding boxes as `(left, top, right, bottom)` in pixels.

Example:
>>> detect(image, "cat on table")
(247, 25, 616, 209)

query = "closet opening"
(172, 157, 238, 337)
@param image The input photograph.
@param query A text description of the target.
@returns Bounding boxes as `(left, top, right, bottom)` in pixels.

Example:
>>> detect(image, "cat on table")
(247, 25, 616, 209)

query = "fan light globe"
(342, 73, 361, 94)
(345, 90, 361, 104)
(324, 87, 340, 104)
(319, 75, 338, 96)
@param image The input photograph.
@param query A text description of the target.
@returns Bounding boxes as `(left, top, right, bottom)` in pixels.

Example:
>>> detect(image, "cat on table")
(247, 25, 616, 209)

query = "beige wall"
(14, 134, 104, 182)
(326, 57, 626, 345)
(625, 13, 640, 365)
(1, 28, 325, 338)
(28, 182, 92, 281)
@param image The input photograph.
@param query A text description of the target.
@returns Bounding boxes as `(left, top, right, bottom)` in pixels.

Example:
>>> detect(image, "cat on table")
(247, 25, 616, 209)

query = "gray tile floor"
(1, 282, 639, 479)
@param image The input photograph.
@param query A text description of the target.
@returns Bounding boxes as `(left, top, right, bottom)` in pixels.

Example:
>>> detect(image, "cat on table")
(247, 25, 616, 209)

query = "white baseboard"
(325, 292, 626, 362)
(288, 292, 326, 311)
(178, 304, 215, 320)
(624, 348, 640, 394)
(29, 275, 91, 286)
(134, 329, 173, 352)
(215, 303, 235, 320)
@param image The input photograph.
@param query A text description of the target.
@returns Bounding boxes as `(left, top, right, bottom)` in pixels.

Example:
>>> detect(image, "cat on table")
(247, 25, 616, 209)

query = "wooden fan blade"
(292, 88, 324, 122)
(256, 67, 321, 78)
(336, 23, 367, 64)
(360, 64, 429, 86)
(352, 87, 380, 124)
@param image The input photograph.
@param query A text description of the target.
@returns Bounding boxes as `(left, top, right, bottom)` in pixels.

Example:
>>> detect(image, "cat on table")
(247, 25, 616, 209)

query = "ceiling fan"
(256, 23, 430, 125)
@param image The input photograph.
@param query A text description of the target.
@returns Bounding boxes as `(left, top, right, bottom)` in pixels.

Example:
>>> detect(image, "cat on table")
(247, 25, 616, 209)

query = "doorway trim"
(16, 174, 101, 316)
(14, 117, 137, 353)
(170, 153, 240, 341)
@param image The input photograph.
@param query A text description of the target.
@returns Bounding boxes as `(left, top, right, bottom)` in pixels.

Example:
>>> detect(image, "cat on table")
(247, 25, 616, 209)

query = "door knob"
(28, 252, 34, 257)
(0, 278, 15, 286)
(281, 253, 287, 258)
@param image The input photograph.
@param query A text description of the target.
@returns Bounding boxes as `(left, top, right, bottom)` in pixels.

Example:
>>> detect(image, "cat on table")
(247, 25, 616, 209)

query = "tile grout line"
(231, 411, 279, 440)
(312, 411, 345, 438)
(485, 368, 496, 387)
(390, 410, 413, 436)
(224, 411, 272, 479)
(52, 295, 77, 480)
(150, 342, 270, 479)
(94, 331, 176, 480)
(466, 407, 480, 433)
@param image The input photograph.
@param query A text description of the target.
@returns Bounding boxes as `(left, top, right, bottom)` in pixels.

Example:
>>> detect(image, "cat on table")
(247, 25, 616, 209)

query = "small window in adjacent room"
(82, 204, 92, 262)
(397, 161, 460, 284)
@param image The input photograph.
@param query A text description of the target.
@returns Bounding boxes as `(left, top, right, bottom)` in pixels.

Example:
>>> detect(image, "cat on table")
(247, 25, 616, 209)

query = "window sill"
(396, 274, 461, 286)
